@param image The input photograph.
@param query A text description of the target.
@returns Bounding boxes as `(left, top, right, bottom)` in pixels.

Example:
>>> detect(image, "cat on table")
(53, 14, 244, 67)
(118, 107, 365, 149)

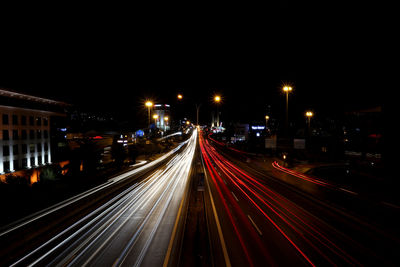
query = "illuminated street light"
(213, 95, 222, 127)
(153, 114, 159, 129)
(283, 85, 293, 136)
(177, 94, 183, 100)
(164, 116, 169, 121)
(145, 101, 153, 128)
(283, 86, 292, 92)
(305, 111, 314, 134)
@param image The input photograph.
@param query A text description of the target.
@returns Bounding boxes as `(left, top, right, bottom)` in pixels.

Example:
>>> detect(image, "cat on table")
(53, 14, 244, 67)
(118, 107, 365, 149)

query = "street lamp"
(283, 86, 293, 136)
(153, 114, 158, 128)
(145, 101, 153, 128)
(305, 111, 313, 134)
(177, 94, 183, 100)
(265, 115, 270, 126)
(214, 95, 222, 127)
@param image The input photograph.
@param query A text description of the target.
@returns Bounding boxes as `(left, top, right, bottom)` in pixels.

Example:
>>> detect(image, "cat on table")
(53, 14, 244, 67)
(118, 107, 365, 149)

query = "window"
(44, 143, 48, 151)
(21, 115, 27, 125)
(2, 130, 9, 140)
(29, 116, 34, 126)
(12, 115, 18, 125)
(43, 117, 48, 126)
(44, 130, 48, 139)
(36, 130, 41, 139)
(21, 130, 27, 140)
(22, 158, 28, 168)
(22, 144, 27, 154)
(3, 146, 9, 156)
(13, 160, 19, 170)
(36, 117, 41, 126)
(2, 114, 9, 125)
(13, 144, 19, 154)
(37, 143, 42, 153)
(29, 144, 35, 153)
(3, 161, 10, 172)
(12, 130, 19, 140)
(29, 130, 35, 139)
(30, 157, 35, 166)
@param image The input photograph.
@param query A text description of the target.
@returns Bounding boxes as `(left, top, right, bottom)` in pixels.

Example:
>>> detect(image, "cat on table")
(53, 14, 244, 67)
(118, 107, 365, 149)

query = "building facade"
(0, 89, 68, 174)
(154, 104, 170, 131)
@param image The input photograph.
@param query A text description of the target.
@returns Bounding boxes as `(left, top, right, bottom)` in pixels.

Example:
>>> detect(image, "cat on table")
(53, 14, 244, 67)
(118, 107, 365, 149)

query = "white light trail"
(10, 129, 198, 267)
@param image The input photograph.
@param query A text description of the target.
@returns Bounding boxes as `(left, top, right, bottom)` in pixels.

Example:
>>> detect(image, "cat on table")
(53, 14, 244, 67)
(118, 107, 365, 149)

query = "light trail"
(200, 131, 362, 266)
(272, 161, 333, 188)
(200, 132, 274, 267)
(0, 136, 193, 238)
(10, 130, 198, 267)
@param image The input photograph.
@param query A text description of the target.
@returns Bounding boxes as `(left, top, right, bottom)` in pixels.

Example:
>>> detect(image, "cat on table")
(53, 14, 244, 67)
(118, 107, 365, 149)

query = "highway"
(0, 129, 197, 266)
(200, 131, 399, 266)
(1, 128, 398, 267)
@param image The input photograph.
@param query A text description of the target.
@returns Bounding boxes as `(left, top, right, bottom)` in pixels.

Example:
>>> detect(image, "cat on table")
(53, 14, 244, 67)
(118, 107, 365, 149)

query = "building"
(0, 89, 68, 174)
(153, 104, 170, 131)
(231, 123, 249, 143)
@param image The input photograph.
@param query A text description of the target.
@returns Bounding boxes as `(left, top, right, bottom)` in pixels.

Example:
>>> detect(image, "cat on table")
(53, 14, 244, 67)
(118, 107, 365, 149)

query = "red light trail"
(200, 131, 361, 266)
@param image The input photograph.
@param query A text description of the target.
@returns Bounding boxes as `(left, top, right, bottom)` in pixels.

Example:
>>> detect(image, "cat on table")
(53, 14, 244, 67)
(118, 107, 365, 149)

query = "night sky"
(0, 4, 384, 125)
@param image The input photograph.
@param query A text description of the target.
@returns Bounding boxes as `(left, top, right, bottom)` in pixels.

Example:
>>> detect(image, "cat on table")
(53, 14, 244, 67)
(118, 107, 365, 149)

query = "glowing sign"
(251, 126, 265, 130)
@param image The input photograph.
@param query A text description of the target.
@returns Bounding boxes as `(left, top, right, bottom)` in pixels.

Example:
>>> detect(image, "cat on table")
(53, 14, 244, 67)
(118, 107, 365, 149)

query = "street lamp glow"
(164, 116, 169, 121)
(177, 94, 183, 100)
(153, 114, 158, 119)
(186, 120, 190, 125)
(265, 115, 270, 120)
(306, 111, 313, 117)
(214, 95, 221, 103)
(283, 85, 293, 136)
(283, 86, 293, 92)
(145, 101, 154, 128)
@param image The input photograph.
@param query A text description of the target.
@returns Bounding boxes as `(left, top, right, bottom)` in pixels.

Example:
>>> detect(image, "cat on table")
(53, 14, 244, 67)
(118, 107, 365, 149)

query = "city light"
(145, 101, 153, 107)
(214, 95, 221, 103)
(177, 94, 183, 100)
(283, 86, 292, 92)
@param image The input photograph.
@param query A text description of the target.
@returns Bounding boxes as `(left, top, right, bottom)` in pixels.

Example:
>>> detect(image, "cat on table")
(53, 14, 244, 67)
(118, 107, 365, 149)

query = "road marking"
(247, 215, 262, 236)
(200, 155, 232, 267)
(231, 191, 239, 202)
(339, 188, 358, 195)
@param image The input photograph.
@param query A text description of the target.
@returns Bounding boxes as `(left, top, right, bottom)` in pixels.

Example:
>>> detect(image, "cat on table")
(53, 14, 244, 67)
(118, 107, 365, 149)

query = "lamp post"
(305, 111, 313, 135)
(265, 115, 270, 127)
(153, 114, 158, 129)
(177, 93, 201, 126)
(214, 95, 221, 127)
(145, 101, 153, 128)
(283, 86, 292, 136)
